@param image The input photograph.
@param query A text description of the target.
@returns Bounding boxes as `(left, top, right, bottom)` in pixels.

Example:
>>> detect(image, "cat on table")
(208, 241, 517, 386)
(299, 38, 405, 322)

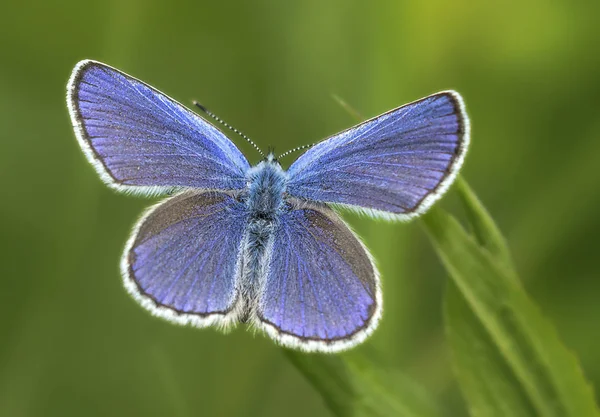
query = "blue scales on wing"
(286, 92, 469, 219)
(123, 191, 248, 324)
(255, 200, 380, 349)
(68, 60, 250, 194)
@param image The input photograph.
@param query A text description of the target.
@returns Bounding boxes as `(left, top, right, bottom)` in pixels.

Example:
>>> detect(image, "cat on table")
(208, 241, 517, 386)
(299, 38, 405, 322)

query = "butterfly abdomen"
(239, 159, 288, 317)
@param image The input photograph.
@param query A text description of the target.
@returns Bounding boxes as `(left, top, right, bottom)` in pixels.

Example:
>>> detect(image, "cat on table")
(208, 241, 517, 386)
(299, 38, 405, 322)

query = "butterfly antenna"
(278, 93, 361, 161)
(278, 143, 315, 160)
(194, 102, 265, 157)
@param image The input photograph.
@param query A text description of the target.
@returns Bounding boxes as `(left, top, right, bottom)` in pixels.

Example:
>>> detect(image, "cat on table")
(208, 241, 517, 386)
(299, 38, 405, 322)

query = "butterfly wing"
(254, 199, 381, 352)
(122, 191, 248, 328)
(286, 91, 469, 220)
(67, 60, 250, 195)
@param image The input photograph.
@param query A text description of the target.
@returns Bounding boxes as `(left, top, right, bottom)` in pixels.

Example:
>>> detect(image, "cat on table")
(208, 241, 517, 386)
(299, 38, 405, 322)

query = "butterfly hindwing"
(67, 60, 250, 195)
(122, 190, 248, 328)
(254, 199, 381, 352)
(286, 91, 469, 220)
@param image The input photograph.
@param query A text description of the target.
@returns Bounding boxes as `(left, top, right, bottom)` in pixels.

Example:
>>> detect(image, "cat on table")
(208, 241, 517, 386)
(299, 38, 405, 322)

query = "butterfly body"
(239, 154, 288, 319)
(245, 153, 287, 220)
(67, 60, 470, 352)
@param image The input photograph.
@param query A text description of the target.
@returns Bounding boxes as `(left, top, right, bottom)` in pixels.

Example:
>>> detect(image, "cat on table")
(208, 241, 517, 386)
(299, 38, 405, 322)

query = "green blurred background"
(1, 1, 599, 416)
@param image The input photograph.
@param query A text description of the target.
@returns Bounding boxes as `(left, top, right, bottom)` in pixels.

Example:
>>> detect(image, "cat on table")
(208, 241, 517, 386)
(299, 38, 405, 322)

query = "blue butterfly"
(67, 60, 470, 352)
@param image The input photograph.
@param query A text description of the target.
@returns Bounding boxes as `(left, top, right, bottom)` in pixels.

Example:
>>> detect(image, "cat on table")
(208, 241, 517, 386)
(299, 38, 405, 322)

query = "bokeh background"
(1, 1, 599, 416)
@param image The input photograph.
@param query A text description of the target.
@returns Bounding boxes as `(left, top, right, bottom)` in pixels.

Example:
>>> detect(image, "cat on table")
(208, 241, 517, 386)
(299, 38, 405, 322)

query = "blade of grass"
(454, 177, 514, 270)
(331, 93, 364, 122)
(422, 182, 600, 417)
(285, 349, 441, 417)
(445, 282, 536, 417)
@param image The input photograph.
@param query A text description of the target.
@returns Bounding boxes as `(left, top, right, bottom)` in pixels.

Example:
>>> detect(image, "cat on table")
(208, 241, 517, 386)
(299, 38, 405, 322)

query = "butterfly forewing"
(122, 191, 248, 327)
(255, 199, 381, 352)
(286, 91, 469, 220)
(67, 60, 250, 195)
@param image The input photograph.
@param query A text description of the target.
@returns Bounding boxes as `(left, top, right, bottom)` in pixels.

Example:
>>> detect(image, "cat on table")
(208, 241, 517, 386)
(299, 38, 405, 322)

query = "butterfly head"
(265, 150, 279, 164)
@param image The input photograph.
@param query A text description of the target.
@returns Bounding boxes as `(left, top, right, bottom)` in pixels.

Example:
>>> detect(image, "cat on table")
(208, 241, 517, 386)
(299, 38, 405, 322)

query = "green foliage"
(285, 349, 440, 417)
(423, 180, 600, 417)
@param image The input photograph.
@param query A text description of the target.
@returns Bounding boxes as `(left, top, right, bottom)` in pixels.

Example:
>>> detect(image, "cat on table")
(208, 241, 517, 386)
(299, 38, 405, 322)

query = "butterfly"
(66, 60, 470, 353)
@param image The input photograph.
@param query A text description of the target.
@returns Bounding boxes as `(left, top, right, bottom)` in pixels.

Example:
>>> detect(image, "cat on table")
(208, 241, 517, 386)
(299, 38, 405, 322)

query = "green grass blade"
(450, 179, 553, 415)
(454, 177, 514, 270)
(445, 282, 536, 417)
(422, 193, 600, 417)
(285, 350, 441, 417)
